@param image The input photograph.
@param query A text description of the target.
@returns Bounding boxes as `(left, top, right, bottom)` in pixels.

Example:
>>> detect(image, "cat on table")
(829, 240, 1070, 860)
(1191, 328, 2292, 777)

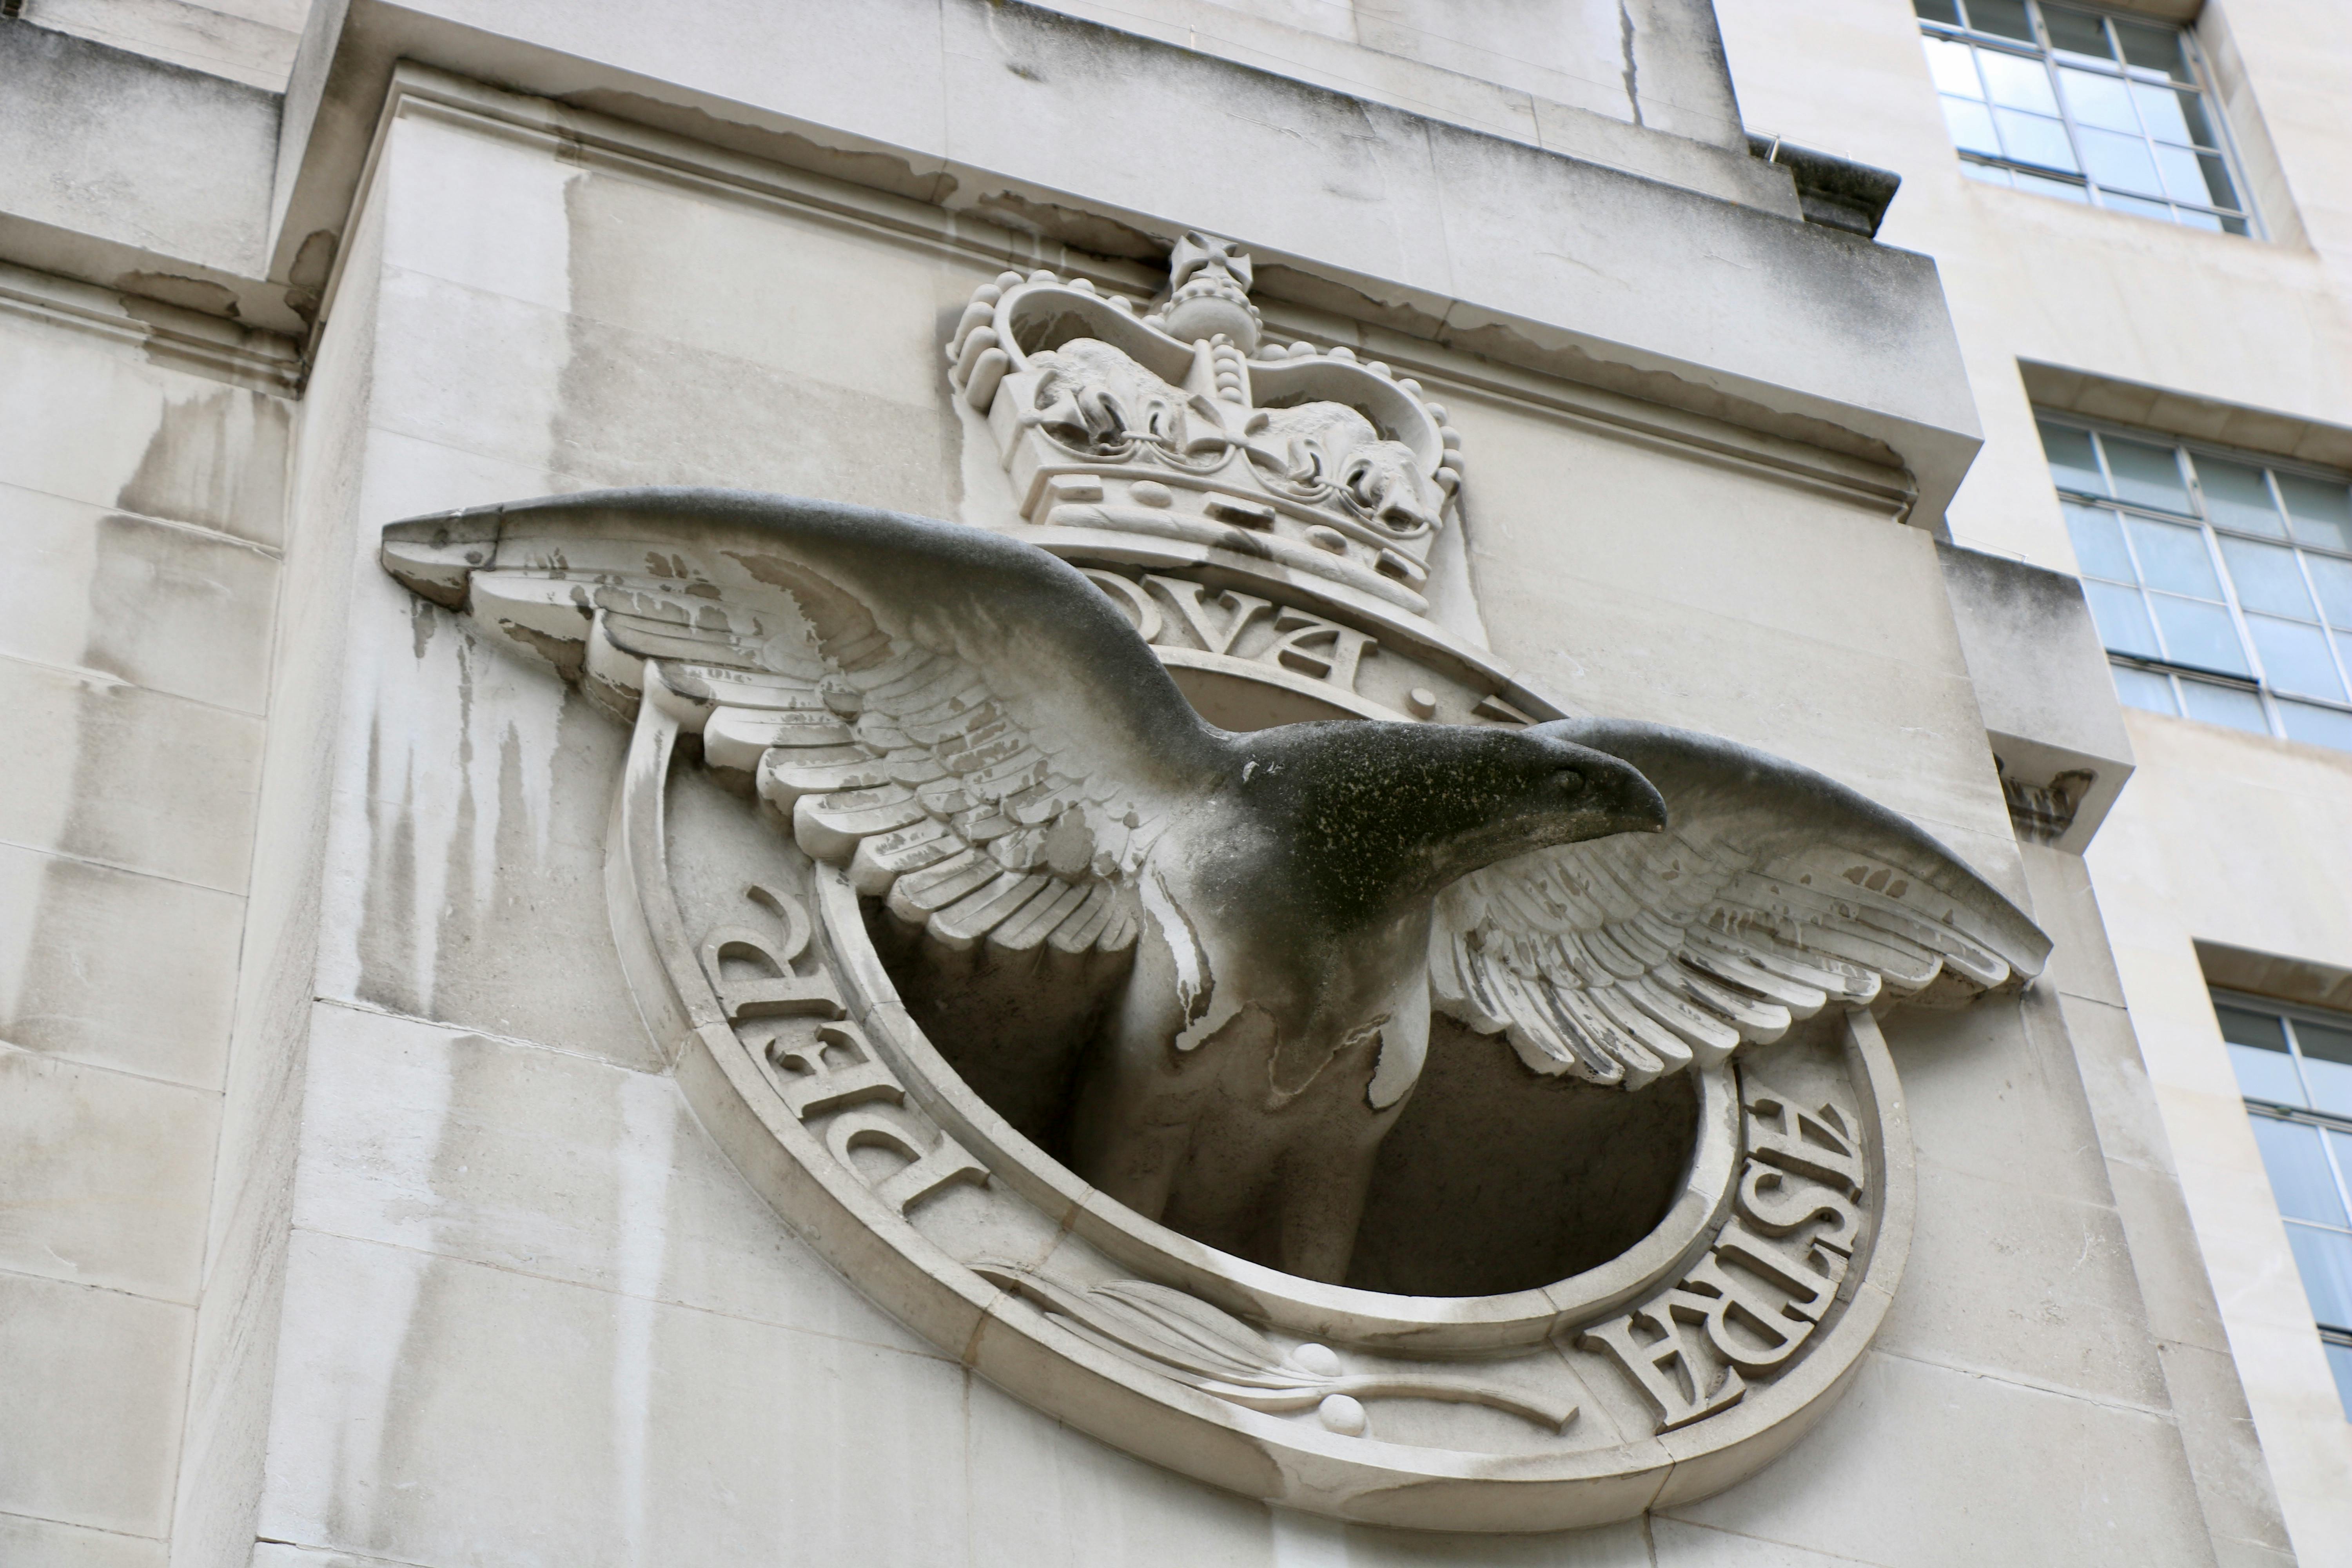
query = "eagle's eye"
(1551, 769, 1584, 794)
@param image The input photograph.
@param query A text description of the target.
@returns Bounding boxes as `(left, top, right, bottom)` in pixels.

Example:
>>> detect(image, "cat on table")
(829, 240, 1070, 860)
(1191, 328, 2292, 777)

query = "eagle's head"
(1219, 721, 1668, 928)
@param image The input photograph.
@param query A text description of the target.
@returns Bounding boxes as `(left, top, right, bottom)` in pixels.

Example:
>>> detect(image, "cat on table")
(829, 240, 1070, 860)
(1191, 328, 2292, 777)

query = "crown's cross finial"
(1158, 232, 1261, 353)
(1168, 232, 1254, 293)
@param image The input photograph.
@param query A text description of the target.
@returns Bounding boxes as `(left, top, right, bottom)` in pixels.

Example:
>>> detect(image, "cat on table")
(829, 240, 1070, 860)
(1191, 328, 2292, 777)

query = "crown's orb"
(1163, 288, 1260, 353)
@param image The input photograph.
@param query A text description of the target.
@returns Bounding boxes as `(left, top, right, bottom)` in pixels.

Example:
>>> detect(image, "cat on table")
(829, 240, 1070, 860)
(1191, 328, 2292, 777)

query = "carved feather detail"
(1434, 719, 2051, 1090)
(381, 490, 1189, 960)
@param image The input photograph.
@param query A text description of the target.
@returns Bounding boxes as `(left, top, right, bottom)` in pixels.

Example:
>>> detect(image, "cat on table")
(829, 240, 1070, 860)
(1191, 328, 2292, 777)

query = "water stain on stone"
(410, 596, 438, 661)
(284, 229, 340, 327)
(78, 511, 275, 710)
(13, 379, 285, 1081)
(559, 86, 955, 204)
(354, 709, 425, 1019)
(114, 383, 293, 544)
(966, 188, 1166, 262)
(119, 272, 241, 320)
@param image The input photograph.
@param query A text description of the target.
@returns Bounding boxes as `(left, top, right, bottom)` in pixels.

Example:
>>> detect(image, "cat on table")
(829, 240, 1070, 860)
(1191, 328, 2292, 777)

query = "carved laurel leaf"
(972, 1261, 1579, 1432)
(971, 1259, 1278, 1384)
(1081, 1279, 1284, 1384)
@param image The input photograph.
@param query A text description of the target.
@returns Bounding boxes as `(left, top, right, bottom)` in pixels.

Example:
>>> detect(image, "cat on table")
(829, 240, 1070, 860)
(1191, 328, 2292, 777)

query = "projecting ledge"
(270, 0, 1982, 526)
(1938, 542, 2136, 853)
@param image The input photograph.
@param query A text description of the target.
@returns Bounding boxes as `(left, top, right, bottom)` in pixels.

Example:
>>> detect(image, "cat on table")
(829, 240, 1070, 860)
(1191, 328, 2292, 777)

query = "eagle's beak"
(1604, 758, 1670, 837)
(1628, 771, 1665, 832)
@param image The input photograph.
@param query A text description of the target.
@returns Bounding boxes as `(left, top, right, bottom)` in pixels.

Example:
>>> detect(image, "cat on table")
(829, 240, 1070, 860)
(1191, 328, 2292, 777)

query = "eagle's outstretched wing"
(1431, 718, 2049, 1089)
(381, 488, 1224, 957)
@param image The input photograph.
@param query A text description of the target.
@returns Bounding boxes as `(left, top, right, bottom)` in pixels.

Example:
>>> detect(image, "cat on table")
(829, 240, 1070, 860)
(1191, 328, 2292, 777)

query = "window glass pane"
(2285, 1223, 2352, 1330)
(2196, 457, 2286, 537)
(2229, 1042, 2307, 1105)
(2107, 437, 2191, 510)
(2114, 18, 2193, 82)
(2219, 1003, 2293, 1053)
(2154, 144, 2212, 206)
(2279, 474, 2352, 553)
(1943, 97, 2003, 156)
(2298, 1020, 2352, 1120)
(2127, 517, 2221, 597)
(1976, 48, 2051, 110)
(2085, 582, 2161, 658)
(2178, 677, 2267, 730)
(2321, 559, 2352, 627)
(2222, 214, 2251, 237)
(2109, 661, 2178, 715)
(1914, 0, 1964, 24)
(2015, 170, 2091, 201)
(2251, 1118, 2351, 1226)
(2039, 422, 2106, 494)
(2325, 1342, 2352, 1418)
(1967, 0, 2034, 42)
(2248, 617, 2348, 700)
(2154, 598, 2248, 673)
(1996, 109, 2077, 170)
(2102, 192, 2177, 223)
(2196, 154, 2241, 212)
(2079, 127, 2165, 195)
(2042, 5, 2112, 61)
(2131, 82, 2202, 144)
(2281, 701, 2352, 754)
(2058, 67, 2137, 131)
(2221, 1003, 2303, 1101)
(2334, 1129, 2352, 1196)
(1923, 36, 1985, 96)
(2220, 538, 2318, 617)
(2065, 503, 2136, 580)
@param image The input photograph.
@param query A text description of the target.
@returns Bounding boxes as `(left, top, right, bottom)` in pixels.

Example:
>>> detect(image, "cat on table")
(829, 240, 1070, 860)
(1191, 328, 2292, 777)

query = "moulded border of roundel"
(610, 661, 1921, 1530)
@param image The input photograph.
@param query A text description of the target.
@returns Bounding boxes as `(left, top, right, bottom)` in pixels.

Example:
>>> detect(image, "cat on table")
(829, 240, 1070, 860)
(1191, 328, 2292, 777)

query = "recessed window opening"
(1914, 0, 2257, 235)
(2037, 417, 2352, 753)
(2215, 991, 2352, 1419)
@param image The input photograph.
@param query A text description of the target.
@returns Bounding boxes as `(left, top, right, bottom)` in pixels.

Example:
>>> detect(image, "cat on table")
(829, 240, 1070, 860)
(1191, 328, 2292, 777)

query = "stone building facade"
(0, 1, 2345, 1564)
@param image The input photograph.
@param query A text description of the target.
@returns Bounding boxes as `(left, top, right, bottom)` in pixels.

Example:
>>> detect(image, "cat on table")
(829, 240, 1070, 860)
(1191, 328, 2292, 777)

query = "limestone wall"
(182, 89, 2231, 1565)
(0, 0, 2324, 1561)
(0, 280, 292, 1562)
(1715, 0, 2352, 1560)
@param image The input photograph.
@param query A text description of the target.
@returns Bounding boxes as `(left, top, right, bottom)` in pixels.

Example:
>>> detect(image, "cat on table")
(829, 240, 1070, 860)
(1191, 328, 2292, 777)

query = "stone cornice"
(321, 67, 1921, 542)
(273, 0, 1979, 526)
(0, 258, 303, 394)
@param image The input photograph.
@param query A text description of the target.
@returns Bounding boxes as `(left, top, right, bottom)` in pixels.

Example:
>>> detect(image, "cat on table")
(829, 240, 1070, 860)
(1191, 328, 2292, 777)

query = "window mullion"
(2022, 2, 2091, 198)
(2178, 24, 2265, 239)
(2051, 68, 2091, 196)
(2196, 501, 2282, 732)
(2282, 1019, 2321, 1126)
(2291, 546, 2352, 711)
(2107, 499, 2173, 665)
(2317, 1105, 2352, 1230)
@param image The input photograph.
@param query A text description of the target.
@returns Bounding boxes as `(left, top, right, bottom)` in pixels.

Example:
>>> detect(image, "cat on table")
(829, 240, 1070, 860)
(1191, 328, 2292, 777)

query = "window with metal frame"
(2215, 991, 2352, 1419)
(2037, 417, 2352, 752)
(1913, 0, 2255, 235)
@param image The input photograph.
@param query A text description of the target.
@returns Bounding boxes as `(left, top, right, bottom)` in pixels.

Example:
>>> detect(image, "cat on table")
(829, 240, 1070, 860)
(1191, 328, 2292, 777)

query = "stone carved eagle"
(382, 489, 2049, 1284)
